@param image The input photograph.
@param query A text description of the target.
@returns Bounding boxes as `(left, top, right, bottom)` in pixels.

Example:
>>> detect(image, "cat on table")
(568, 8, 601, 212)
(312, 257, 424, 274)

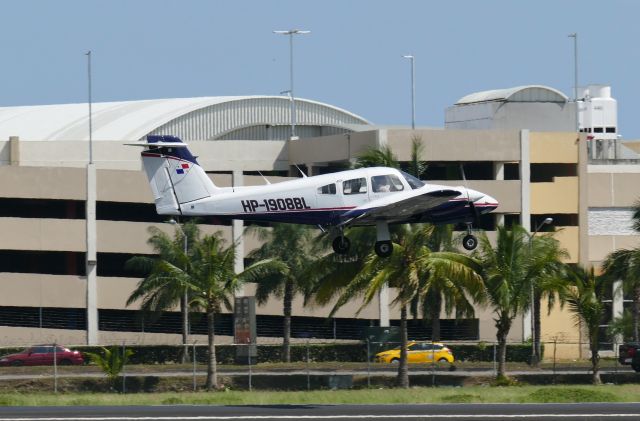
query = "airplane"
(129, 135, 499, 257)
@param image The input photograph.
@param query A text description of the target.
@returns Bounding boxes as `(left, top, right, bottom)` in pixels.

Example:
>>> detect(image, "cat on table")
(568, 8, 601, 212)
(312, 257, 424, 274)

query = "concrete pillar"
(493, 162, 505, 181)
(232, 170, 245, 297)
(613, 280, 624, 350)
(577, 132, 589, 359)
(373, 129, 391, 327)
(520, 130, 532, 342)
(577, 132, 589, 267)
(376, 129, 388, 149)
(519, 131, 531, 232)
(86, 163, 98, 345)
(9, 136, 19, 166)
(493, 161, 506, 228)
(378, 285, 390, 327)
(305, 163, 314, 177)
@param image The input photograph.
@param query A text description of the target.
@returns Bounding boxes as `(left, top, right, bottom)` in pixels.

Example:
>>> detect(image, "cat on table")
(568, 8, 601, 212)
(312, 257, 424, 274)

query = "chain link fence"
(0, 340, 637, 392)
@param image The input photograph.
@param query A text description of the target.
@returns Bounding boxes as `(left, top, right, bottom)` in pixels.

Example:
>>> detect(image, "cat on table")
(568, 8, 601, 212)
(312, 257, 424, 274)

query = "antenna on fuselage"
(294, 165, 308, 178)
(257, 171, 271, 185)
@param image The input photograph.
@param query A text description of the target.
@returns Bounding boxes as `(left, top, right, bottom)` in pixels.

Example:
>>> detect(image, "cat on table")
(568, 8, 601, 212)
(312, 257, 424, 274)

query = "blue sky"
(3, 0, 639, 137)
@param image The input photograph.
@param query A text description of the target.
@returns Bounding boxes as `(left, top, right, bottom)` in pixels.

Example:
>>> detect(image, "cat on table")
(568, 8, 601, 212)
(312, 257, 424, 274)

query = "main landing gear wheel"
(462, 234, 478, 251)
(374, 240, 393, 258)
(332, 236, 351, 254)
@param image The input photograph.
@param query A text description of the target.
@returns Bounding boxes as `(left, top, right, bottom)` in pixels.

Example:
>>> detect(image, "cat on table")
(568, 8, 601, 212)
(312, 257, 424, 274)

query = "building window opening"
(0, 250, 84, 276)
(0, 198, 84, 219)
(504, 163, 520, 180)
(455, 213, 495, 231)
(422, 162, 494, 181)
(530, 214, 578, 228)
(504, 214, 521, 228)
(530, 164, 577, 182)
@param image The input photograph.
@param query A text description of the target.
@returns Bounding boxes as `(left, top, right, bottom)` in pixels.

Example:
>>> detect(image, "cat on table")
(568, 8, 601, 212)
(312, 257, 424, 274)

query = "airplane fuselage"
(136, 135, 498, 255)
(173, 166, 495, 227)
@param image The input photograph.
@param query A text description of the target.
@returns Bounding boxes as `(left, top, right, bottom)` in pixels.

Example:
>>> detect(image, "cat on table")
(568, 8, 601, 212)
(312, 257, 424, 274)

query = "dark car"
(0, 345, 83, 367)
(618, 342, 640, 372)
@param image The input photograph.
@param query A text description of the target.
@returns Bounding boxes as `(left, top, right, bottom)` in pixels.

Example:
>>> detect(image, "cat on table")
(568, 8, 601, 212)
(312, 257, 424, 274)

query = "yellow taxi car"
(374, 341, 454, 364)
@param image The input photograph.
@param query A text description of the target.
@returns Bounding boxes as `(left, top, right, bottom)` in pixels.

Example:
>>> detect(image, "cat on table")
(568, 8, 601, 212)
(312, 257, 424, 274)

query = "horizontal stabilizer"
(124, 142, 189, 148)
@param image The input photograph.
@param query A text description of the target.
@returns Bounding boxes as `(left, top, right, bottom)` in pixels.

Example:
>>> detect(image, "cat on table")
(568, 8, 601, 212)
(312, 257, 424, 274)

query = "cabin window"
(371, 175, 405, 193)
(594, 127, 604, 133)
(317, 183, 336, 195)
(342, 178, 367, 195)
(606, 127, 616, 133)
(400, 171, 425, 189)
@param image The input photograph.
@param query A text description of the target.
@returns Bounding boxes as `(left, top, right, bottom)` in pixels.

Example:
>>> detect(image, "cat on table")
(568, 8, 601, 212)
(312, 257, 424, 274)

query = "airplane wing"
(339, 188, 462, 226)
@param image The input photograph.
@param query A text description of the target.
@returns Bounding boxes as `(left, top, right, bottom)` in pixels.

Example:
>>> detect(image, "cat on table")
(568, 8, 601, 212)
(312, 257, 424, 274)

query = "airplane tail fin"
(135, 135, 219, 215)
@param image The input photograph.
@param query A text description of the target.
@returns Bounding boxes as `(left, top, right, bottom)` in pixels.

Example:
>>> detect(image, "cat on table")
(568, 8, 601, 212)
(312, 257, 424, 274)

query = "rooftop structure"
(0, 96, 370, 142)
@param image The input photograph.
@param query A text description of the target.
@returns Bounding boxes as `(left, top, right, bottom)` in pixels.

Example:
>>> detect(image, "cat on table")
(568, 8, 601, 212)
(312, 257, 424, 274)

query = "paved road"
(1, 403, 640, 420)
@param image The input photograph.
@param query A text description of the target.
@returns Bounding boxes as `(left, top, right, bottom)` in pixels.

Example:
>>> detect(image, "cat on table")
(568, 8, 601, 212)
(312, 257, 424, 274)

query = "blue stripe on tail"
(146, 135, 199, 166)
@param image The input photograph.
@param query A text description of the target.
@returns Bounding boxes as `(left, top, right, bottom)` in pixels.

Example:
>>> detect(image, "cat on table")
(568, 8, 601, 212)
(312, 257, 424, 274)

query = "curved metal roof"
(455, 85, 568, 105)
(0, 96, 370, 141)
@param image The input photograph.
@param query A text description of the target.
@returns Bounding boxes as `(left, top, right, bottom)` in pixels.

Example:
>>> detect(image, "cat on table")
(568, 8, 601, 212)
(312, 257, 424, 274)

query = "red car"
(0, 345, 83, 366)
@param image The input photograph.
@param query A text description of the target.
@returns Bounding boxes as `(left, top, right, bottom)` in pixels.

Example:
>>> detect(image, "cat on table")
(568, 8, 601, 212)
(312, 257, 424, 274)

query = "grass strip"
(0, 385, 639, 406)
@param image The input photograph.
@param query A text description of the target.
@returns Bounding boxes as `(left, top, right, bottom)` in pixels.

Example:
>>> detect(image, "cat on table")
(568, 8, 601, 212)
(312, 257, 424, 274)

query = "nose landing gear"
(374, 240, 393, 258)
(462, 223, 478, 251)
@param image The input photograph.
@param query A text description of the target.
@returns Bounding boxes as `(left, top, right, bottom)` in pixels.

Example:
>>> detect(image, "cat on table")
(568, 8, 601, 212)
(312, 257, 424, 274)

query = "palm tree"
(418, 224, 485, 342)
(602, 248, 640, 342)
(307, 226, 378, 305)
(186, 233, 282, 390)
(353, 144, 399, 169)
(247, 223, 315, 362)
(600, 198, 640, 343)
(475, 224, 534, 380)
(561, 265, 608, 385)
(354, 135, 426, 178)
(328, 225, 482, 388)
(125, 222, 199, 363)
(406, 135, 427, 179)
(85, 346, 134, 390)
(633, 199, 640, 232)
(529, 233, 569, 366)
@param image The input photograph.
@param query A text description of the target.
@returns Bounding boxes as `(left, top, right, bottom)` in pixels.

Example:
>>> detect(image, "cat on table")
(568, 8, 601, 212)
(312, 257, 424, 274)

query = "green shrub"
(61, 342, 540, 365)
(448, 343, 544, 362)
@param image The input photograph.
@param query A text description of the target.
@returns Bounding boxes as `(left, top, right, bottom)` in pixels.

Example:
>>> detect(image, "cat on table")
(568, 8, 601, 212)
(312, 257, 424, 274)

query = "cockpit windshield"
(400, 171, 425, 190)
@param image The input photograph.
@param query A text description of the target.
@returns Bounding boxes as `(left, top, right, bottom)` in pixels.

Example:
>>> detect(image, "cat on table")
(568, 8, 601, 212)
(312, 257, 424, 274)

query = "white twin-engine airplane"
(130, 135, 498, 257)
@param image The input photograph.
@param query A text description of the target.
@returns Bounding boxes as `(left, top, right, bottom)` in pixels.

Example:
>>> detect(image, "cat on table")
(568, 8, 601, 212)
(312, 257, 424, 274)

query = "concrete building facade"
(0, 90, 637, 361)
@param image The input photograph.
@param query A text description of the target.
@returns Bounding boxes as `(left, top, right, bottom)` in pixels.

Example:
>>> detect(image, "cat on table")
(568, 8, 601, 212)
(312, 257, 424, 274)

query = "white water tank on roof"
(579, 85, 618, 159)
(579, 84, 617, 139)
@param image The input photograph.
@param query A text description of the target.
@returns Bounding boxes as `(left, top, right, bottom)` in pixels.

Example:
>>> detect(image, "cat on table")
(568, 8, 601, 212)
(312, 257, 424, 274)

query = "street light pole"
(568, 33, 579, 132)
(530, 217, 553, 366)
(169, 219, 189, 363)
(273, 29, 310, 140)
(403, 55, 415, 130)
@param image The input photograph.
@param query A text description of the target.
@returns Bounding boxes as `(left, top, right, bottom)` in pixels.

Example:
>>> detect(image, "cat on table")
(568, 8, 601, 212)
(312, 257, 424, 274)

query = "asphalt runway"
(1, 403, 640, 420)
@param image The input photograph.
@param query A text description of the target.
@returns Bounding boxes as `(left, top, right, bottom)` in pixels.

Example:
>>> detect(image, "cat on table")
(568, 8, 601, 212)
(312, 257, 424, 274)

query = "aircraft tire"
(332, 236, 351, 254)
(374, 240, 393, 258)
(462, 234, 478, 251)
